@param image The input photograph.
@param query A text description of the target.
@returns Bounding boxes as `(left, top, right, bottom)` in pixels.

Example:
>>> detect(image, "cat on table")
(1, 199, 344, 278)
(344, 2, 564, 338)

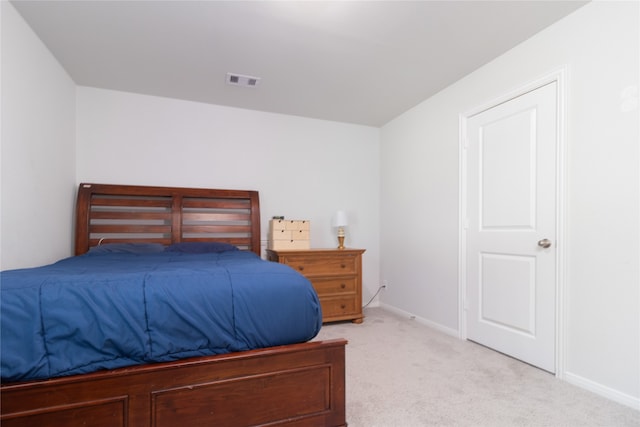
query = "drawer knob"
(340, 283, 346, 289)
(341, 264, 346, 268)
(341, 304, 346, 309)
(298, 266, 304, 271)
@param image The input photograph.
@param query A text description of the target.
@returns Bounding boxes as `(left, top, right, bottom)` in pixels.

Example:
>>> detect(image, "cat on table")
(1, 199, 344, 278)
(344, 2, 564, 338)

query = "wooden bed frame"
(1, 183, 347, 427)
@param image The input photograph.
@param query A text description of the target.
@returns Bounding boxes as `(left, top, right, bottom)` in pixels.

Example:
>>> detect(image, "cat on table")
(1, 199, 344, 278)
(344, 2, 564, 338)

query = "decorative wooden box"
(268, 219, 310, 250)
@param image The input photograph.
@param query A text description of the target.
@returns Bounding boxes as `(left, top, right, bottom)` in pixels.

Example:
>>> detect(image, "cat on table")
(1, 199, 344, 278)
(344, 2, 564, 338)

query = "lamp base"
(337, 235, 345, 250)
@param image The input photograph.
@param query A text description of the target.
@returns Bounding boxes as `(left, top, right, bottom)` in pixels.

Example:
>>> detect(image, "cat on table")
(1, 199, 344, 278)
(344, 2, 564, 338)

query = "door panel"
(481, 108, 536, 229)
(466, 82, 557, 373)
(481, 253, 536, 335)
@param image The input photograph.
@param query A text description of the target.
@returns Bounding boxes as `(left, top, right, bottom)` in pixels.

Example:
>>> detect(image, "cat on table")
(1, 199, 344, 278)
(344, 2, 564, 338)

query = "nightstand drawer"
(320, 296, 358, 318)
(269, 240, 310, 250)
(285, 255, 357, 276)
(312, 277, 357, 295)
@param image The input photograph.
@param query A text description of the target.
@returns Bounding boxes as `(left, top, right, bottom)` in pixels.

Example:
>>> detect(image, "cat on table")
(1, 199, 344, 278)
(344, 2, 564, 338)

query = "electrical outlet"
(382, 280, 389, 290)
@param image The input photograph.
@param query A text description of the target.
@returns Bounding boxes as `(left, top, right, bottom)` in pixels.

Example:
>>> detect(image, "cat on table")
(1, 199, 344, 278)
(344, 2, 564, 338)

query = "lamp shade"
(332, 210, 348, 228)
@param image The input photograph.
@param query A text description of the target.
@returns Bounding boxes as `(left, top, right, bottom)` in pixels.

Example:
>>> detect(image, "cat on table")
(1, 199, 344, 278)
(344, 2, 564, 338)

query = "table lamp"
(332, 210, 348, 249)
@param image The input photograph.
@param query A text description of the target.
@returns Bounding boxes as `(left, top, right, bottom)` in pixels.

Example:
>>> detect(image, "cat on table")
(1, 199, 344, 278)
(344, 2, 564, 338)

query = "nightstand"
(266, 248, 366, 324)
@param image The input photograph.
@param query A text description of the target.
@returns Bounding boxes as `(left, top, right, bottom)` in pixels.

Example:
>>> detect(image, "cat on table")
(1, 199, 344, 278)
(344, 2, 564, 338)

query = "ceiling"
(11, 0, 587, 127)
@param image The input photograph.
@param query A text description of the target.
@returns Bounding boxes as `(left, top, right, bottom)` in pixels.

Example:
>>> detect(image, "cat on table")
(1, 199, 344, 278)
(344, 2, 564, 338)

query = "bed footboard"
(1, 339, 347, 427)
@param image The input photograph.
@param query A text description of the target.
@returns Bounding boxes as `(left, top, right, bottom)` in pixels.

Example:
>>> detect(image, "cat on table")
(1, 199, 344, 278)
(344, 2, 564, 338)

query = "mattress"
(1, 249, 322, 382)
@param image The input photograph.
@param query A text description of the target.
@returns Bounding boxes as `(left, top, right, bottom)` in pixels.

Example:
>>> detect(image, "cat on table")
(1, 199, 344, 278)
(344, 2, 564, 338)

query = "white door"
(465, 82, 557, 373)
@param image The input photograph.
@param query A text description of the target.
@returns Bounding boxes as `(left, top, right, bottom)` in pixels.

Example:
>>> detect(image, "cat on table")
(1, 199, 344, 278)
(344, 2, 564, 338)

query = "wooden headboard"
(75, 183, 261, 256)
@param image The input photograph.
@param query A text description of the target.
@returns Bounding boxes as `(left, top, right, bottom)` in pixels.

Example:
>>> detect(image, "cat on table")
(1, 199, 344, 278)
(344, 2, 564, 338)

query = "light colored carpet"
(314, 307, 639, 427)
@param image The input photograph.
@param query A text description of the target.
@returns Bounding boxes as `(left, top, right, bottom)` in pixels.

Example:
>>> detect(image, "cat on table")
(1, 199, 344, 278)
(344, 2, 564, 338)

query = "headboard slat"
(182, 199, 251, 209)
(182, 224, 251, 233)
(75, 183, 261, 256)
(183, 212, 250, 222)
(90, 211, 172, 220)
(89, 224, 172, 234)
(91, 196, 172, 208)
(88, 237, 174, 247)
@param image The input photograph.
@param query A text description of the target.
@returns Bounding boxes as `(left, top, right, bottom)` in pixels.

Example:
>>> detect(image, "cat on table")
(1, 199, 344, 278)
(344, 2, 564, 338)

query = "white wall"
(76, 87, 381, 302)
(380, 1, 639, 407)
(0, 1, 76, 270)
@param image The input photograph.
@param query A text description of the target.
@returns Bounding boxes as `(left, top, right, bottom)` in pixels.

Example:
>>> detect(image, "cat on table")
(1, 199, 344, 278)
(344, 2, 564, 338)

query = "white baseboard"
(377, 304, 639, 412)
(379, 303, 459, 338)
(564, 371, 640, 411)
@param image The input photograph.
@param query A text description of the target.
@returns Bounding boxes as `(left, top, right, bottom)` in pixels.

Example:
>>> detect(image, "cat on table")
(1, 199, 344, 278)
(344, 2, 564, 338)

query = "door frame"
(458, 68, 568, 379)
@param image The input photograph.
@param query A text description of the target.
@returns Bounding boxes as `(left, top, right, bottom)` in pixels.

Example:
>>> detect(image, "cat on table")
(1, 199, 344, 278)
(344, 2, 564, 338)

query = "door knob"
(538, 238, 552, 248)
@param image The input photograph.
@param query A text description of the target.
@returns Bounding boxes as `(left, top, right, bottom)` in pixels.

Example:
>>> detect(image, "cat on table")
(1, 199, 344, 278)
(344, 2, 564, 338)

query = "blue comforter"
(1, 251, 322, 382)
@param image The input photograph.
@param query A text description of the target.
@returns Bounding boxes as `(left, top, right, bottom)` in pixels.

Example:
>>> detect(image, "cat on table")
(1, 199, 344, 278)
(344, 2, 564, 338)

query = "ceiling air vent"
(226, 73, 261, 88)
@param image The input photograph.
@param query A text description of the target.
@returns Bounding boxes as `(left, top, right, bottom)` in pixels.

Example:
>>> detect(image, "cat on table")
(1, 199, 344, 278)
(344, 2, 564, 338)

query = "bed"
(1, 183, 347, 427)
